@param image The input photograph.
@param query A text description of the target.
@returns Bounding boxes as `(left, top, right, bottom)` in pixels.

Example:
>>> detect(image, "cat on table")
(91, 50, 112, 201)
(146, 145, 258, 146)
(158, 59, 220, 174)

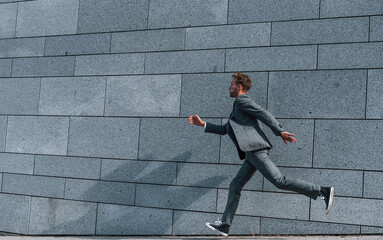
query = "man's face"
(229, 78, 239, 98)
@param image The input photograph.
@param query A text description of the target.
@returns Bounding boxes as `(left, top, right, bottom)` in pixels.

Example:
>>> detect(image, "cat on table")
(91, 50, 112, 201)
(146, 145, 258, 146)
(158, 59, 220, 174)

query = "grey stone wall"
(0, 0, 382, 236)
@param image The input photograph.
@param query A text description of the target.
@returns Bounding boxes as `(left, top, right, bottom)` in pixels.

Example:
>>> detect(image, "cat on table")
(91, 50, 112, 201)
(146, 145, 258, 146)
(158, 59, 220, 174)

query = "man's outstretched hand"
(188, 114, 206, 127)
(281, 131, 297, 144)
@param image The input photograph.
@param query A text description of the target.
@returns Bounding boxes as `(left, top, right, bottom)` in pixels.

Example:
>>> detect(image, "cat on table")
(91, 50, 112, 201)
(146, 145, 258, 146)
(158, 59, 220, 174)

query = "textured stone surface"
(2, 174, 65, 198)
(226, 46, 317, 72)
(0, 59, 11, 77)
(0, 153, 34, 174)
(65, 179, 135, 205)
(96, 204, 172, 235)
(0, 3, 17, 38)
(320, 0, 383, 18)
(268, 70, 366, 118)
(145, 50, 225, 74)
(39, 77, 106, 116)
(176, 162, 263, 190)
(12, 56, 75, 77)
(261, 218, 360, 235)
(45, 34, 111, 56)
(139, 118, 220, 163)
(272, 17, 368, 45)
(74, 54, 144, 76)
(180, 72, 267, 118)
(186, 23, 270, 49)
(0, 78, 40, 115)
(0, 193, 30, 234)
(29, 197, 97, 235)
(15, 0, 78, 37)
(173, 210, 260, 235)
(101, 159, 177, 185)
(111, 29, 185, 53)
(364, 172, 383, 199)
(34, 155, 101, 179)
(78, 0, 148, 33)
(105, 75, 181, 117)
(263, 167, 363, 197)
(229, 0, 319, 23)
(68, 117, 140, 159)
(6, 116, 69, 155)
(218, 190, 310, 220)
(318, 42, 383, 69)
(149, 0, 227, 29)
(314, 120, 383, 171)
(311, 196, 383, 227)
(370, 16, 383, 41)
(0, 116, 6, 152)
(0, 37, 44, 58)
(136, 184, 217, 211)
(362, 226, 383, 234)
(367, 70, 383, 119)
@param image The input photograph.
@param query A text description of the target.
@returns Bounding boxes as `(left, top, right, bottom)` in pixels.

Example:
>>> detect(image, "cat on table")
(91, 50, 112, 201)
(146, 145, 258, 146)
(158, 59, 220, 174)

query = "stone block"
(6, 116, 69, 155)
(314, 120, 383, 171)
(263, 168, 363, 197)
(318, 42, 383, 69)
(0, 78, 40, 115)
(148, 0, 227, 29)
(261, 218, 360, 235)
(0, 153, 34, 174)
(74, 53, 144, 76)
(2, 174, 65, 198)
(105, 75, 181, 117)
(136, 184, 217, 212)
(0, 59, 11, 77)
(362, 226, 383, 234)
(0, 37, 44, 58)
(96, 204, 172, 235)
(268, 70, 366, 118)
(370, 16, 383, 41)
(0, 3, 17, 38)
(139, 118, 220, 163)
(364, 172, 383, 199)
(29, 197, 97, 235)
(176, 162, 262, 190)
(16, 0, 78, 37)
(0, 193, 30, 234)
(229, 0, 319, 24)
(272, 17, 368, 45)
(186, 23, 270, 49)
(311, 196, 383, 227)
(145, 50, 225, 74)
(78, 0, 148, 33)
(101, 159, 177, 185)
(12, 56, 75, 77)
(68, 117, 140, 159)
(173, 210, 260, 235)
(367, 70, 383, 119)
(180, 72, 268, 118)
(218, 189, 309, 220)
(39, 77, 106, 116)
(34, 155, 101, 179)
(226, 46, 317, 72)
(320, 0, 383, 18)
(111, 29, 185, 53)
(45, 33, 111, 56)
(0, 116, 6, 152)
(65, 179, 135, 205)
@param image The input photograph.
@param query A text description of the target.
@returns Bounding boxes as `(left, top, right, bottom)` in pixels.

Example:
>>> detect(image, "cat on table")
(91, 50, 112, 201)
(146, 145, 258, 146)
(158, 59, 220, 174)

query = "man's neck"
(235, 92, 247, 98)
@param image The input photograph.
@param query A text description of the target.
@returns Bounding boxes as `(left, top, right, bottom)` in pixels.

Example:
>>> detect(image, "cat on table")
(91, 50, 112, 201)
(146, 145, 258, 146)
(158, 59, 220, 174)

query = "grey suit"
(205, 94, 321, 224)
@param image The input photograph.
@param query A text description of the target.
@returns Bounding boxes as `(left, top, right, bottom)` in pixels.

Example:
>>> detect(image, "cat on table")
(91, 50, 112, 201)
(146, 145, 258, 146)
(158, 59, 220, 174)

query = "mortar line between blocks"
(266, 72, 270, 110)
(226, 0, 229, 25)
(136, 118, 142, 160)
(362, 171, 365, 198)
(311, 119, 316, 168)
(318, 0, 321, 19)
(365, 70, 369, 119)
(178, 74, 183, 118)
(76, 0, 81, 34)
(94, 203, 99, 235)
(27, 196, 33, 234)
(13, 2, 19, 38)
(37, 77, 42, 115)
(368, 17, 371, 42)
(103, 77, 108, 116)
(3, 116, 9, 153)
(146, 0, 150, 30)
(66, 117, 72, 156)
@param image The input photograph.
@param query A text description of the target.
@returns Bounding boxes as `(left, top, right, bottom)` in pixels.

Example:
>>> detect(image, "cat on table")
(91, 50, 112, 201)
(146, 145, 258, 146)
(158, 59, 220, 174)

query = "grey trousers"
(221, 149, 321, 224)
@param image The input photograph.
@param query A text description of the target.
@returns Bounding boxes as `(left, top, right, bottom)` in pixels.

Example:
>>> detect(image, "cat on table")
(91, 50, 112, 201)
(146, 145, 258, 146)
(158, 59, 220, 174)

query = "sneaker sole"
(205, 222, 228, 237)
(326, 187, 334, 215)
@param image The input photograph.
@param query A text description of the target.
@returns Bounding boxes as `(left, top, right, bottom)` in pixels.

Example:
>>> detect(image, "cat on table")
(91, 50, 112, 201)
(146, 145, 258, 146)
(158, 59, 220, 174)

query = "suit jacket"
(205, 94, 284, 160)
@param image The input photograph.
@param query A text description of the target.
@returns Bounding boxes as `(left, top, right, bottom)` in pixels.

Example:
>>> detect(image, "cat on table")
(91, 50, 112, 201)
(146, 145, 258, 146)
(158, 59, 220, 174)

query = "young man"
(187, 72, 334, 237)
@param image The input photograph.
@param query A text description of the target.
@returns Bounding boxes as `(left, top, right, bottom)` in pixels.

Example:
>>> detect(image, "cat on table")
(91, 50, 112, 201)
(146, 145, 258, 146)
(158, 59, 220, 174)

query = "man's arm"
(187, 114, 228, 135)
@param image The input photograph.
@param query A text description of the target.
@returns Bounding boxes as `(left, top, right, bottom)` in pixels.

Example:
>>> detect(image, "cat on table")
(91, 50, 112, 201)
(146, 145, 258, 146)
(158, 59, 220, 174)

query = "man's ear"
(237, 83, 243, 91)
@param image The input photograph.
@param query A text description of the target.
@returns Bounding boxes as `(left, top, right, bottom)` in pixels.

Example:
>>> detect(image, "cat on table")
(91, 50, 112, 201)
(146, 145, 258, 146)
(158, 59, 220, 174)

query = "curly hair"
(232, 72, 251, 92)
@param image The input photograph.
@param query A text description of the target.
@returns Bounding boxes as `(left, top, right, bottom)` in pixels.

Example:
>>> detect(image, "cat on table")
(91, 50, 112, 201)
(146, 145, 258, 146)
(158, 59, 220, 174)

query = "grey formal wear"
(205, 94, 321, 224)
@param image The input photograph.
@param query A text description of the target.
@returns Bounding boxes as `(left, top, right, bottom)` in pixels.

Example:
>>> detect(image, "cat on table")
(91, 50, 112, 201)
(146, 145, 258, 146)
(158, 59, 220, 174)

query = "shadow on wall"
(31, 151, 229, 235)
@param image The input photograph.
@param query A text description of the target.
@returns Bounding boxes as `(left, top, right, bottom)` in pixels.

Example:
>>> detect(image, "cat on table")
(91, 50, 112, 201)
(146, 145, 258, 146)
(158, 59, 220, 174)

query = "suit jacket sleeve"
(204, 121, 228, 135)
(236, 97, 284, 136)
